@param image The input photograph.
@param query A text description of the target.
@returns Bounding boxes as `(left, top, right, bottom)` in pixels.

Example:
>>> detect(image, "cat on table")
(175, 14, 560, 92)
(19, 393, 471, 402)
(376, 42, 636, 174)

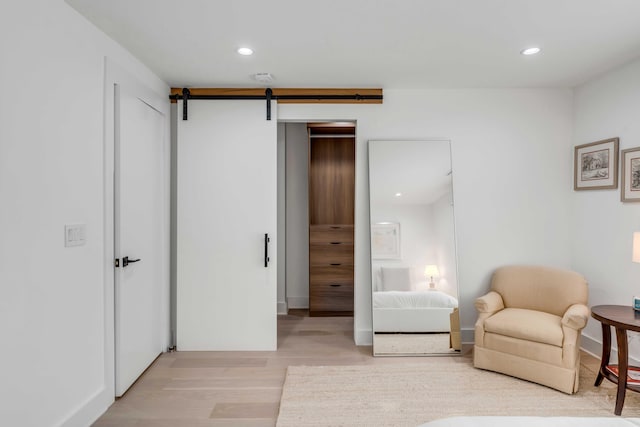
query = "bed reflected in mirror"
(368, 140, 460, 356)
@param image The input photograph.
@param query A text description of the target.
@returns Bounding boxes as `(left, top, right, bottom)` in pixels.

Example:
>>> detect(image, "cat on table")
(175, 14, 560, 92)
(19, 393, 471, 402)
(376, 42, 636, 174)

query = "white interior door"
(177, 100, 277, 351)
(114, 80, 166, 396)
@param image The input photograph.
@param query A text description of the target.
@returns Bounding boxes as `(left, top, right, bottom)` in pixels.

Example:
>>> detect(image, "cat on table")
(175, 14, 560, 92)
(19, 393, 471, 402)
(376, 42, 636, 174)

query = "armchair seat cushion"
(483, 308, 563, 347)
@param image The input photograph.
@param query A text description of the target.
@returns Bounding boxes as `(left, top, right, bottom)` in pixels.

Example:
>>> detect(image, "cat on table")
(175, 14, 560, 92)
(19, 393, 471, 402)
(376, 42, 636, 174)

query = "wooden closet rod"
(169, 87, 383, 121)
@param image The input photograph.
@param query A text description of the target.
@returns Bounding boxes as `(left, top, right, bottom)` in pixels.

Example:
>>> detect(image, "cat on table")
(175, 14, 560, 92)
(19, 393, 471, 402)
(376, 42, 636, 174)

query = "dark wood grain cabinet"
(308, 124, 355, 317)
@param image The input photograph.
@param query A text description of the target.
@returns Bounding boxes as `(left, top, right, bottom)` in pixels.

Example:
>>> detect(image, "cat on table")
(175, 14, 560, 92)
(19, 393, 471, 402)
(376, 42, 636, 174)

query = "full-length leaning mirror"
(368, 140, 460, 356)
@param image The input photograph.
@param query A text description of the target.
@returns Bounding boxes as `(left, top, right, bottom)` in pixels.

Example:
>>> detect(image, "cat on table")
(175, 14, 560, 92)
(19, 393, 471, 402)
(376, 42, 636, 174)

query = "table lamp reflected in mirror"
(424, 265, 440, 290)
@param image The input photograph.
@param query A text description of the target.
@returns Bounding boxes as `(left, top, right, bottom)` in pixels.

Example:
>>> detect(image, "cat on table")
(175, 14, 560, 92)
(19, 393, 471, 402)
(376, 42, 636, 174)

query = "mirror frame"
(368, 139, 460, 356)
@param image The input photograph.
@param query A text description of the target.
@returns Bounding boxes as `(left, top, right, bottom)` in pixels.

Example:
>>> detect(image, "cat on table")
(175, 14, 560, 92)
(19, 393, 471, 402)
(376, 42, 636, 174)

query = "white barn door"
(177, 100, 277, 350)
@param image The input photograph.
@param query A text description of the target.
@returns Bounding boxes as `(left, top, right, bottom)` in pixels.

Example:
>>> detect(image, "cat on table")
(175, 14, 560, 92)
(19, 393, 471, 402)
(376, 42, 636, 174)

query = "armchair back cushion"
(491, 265, 588, 317)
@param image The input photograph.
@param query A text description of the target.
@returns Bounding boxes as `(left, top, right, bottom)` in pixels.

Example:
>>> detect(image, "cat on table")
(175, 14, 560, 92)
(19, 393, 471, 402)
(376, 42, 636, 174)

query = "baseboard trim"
(356, 328, 372, 346)
(57, 385, 112, 427)
(581, 333, 603, 360)
(287, 296, 309, 309)
(581, 332, 640, 366)
(461, 327, 474, 344)
(277, 301, 288, 315)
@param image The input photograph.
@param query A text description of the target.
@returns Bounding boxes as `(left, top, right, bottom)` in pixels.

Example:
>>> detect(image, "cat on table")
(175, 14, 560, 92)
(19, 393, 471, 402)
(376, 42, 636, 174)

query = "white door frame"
(278, 119, 358, 340)
(103, 57, 170, 399)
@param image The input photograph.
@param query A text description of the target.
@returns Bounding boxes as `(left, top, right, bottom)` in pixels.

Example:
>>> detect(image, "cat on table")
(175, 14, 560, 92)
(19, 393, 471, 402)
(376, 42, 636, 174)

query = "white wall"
(572, 57, 640, 361)
(279, 88, 574, 345)
(0, 1, 168, 426)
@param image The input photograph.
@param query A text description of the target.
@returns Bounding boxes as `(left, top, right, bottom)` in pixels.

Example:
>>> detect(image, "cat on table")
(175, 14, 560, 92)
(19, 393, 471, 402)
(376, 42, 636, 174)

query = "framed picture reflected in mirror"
(371, 222, 400, 259)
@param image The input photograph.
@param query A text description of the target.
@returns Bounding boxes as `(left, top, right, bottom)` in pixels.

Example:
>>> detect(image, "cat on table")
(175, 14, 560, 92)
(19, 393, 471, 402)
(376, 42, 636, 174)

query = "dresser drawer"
(309, 243, 353, 266)
(309, 225, 354, 244)
(310, 265, 353, 286)
(309, 283, 354, 312)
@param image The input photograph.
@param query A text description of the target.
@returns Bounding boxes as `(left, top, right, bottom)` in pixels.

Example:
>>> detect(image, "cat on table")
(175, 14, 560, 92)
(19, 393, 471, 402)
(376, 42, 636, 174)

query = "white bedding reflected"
(373, 290, 458, 309)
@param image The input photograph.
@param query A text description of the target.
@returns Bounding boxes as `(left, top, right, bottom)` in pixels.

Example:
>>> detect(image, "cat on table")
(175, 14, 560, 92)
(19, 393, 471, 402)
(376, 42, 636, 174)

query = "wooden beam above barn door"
(169, 87, 383, 103)
(169, 87, 383, 120)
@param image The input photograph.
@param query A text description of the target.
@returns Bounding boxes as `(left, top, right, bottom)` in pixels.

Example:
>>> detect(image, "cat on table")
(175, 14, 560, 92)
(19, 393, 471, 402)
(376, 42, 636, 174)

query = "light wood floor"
(92, 311, 598, 426)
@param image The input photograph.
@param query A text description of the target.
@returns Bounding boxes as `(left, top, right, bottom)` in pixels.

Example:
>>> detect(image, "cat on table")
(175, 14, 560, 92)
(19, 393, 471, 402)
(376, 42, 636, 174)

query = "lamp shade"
(424, 265, 439, 277)
(634, 232, 640, 263)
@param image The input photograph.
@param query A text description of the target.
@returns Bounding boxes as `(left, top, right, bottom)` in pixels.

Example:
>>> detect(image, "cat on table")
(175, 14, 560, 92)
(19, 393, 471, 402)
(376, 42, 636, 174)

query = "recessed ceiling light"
(237, 47, 254, 56)
(395, 192, 402, 197)
(521, 47, 541, 56)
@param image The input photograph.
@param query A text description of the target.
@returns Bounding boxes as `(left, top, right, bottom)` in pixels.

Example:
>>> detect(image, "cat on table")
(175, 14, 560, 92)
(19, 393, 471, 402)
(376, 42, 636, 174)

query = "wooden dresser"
(308, 123, 355, 316)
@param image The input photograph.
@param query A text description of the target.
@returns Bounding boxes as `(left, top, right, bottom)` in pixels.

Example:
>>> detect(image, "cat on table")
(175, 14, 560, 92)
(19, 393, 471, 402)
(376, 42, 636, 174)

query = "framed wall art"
(621, 146, 640, 202)
(574, 137, 619, 190)
(371, 222, 400, 259)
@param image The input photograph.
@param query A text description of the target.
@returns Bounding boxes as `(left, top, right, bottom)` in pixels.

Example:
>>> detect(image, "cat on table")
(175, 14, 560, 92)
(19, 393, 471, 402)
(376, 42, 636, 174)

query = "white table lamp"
(424, 265, 440, 289)
(633, 232, 640, 263)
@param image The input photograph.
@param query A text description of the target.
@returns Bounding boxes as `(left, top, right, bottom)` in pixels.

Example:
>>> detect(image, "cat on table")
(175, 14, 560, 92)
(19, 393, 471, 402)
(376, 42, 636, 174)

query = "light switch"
(65, 224, 86, 247)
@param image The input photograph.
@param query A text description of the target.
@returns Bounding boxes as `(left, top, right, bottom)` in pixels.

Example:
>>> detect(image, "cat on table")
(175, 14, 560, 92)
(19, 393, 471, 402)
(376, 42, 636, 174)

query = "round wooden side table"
(591, 304, 640, 415)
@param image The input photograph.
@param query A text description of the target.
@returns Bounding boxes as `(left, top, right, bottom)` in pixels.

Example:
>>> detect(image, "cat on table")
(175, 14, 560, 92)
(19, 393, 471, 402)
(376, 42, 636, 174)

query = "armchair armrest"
(475, 291, 504, 315)
(474, 291, 504, 347)
(561, 303, 590, 368)
(561, 304, 590, 330)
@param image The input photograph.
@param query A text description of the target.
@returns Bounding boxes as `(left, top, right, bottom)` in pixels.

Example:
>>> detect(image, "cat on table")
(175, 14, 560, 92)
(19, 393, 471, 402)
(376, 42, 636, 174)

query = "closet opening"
(277, 121, 356, 335)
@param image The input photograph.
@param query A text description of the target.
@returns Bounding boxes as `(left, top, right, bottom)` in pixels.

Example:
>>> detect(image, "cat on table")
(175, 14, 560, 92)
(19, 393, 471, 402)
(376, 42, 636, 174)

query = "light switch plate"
(65, 224, 86, 247)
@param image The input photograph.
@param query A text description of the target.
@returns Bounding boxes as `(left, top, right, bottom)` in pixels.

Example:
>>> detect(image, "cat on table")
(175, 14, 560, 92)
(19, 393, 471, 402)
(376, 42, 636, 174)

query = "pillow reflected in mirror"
(380, 267, 412, 291)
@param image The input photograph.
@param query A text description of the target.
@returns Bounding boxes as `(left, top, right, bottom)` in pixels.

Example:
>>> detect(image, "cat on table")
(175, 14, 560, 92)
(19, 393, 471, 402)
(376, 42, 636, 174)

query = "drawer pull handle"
(330, 242, 341, 245)
(330, 226, 341, 229)
(330, 263, 341, 266)
(330, 284, 341, 287)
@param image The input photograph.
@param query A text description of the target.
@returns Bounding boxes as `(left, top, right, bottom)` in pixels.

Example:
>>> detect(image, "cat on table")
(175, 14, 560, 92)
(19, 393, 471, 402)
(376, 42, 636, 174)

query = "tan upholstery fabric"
(474, 346, 579, 395)
(474, 265, 589, 394)
(562, 304, 590, 330)
(474, 291, 504, 314)
(450, 308, 461, 350)
(483, 333, 563, 365)
(491, 265, 587, 317)
(483, 308, 563, 347)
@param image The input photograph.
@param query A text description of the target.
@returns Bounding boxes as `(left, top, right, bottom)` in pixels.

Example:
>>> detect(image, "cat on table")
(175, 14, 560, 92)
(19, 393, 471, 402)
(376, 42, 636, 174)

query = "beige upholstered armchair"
(474, 265, 589, 394)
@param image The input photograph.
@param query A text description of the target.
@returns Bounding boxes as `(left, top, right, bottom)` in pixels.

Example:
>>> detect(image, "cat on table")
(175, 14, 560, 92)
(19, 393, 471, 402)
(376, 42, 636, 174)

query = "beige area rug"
(276, 359, 640, 426)
(374, 333, 457, 355)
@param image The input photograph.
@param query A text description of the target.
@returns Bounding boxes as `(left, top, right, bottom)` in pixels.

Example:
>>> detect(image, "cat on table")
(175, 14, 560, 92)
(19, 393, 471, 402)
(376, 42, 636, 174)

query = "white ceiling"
(66, 0, 640, 89)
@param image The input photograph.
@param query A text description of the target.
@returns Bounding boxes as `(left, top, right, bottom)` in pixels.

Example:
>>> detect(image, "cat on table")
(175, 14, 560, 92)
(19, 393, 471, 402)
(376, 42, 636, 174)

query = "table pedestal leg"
(595, 323, 611, 387)
(614, 327, 629, 416)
